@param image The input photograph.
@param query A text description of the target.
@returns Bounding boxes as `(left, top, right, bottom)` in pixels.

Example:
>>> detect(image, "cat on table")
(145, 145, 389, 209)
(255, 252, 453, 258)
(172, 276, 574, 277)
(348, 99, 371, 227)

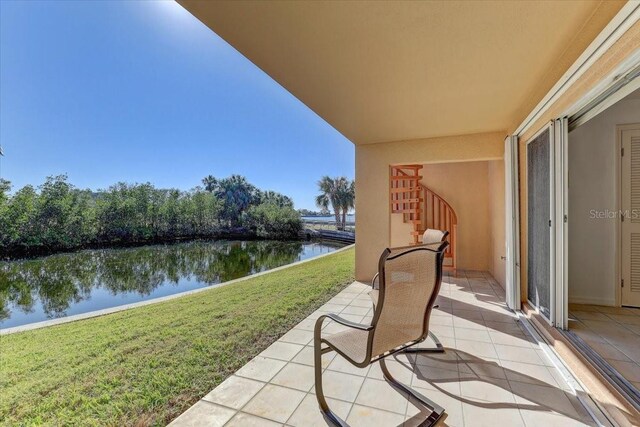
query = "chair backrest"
(369, 242, 447, 359)
(422, 228, 449, 244)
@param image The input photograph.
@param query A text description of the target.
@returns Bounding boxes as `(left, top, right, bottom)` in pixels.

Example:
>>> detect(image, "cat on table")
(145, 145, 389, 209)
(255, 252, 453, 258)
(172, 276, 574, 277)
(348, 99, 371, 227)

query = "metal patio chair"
(314, 241, 449, 427)
(370, 230, 450, 354)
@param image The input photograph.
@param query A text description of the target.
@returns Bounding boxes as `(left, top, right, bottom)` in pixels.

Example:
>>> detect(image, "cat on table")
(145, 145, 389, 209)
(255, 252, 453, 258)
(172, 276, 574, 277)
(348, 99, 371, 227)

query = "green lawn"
(0, 247, 355, 426)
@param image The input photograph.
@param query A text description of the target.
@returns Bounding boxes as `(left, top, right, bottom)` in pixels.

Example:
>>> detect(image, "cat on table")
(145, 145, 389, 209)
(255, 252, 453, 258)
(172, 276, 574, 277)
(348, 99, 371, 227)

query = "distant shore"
(0, 229, 282, 261)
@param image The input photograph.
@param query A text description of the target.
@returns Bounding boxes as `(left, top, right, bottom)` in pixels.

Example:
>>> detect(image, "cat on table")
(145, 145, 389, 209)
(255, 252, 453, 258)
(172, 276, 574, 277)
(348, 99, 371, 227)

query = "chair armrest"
(315, 313, 374, 332)
(371, 273, 379, 290)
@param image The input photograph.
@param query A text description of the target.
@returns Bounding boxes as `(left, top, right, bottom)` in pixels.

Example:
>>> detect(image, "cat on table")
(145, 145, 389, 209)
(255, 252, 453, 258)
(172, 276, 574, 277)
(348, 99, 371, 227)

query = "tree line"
(0, 174, 302, 257)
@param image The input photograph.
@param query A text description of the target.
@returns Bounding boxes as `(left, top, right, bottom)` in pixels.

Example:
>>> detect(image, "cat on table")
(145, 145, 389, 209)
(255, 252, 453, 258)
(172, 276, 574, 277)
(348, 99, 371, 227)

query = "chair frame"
(314, 242, 448, 427)
(370, 231, 450, 354)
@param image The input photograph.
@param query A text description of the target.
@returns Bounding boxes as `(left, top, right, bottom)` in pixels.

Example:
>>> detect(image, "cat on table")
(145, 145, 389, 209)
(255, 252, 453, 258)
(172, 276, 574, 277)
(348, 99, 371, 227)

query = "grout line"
(228, 362, 300, 425)
(343, 372, 371, 422)
(228, 408, 293, 426)
(482, 316, 530, 427)
(282, 390, 311, 426)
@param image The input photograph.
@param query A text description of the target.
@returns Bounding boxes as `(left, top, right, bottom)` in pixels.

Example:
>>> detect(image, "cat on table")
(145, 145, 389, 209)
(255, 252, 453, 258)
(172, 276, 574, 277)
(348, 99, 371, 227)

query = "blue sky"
(0, 1, 354, 210)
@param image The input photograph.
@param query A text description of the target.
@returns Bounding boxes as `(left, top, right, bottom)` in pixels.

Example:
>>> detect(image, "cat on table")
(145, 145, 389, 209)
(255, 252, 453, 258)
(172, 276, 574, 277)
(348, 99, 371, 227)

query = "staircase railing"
(420, 183, 456, 268)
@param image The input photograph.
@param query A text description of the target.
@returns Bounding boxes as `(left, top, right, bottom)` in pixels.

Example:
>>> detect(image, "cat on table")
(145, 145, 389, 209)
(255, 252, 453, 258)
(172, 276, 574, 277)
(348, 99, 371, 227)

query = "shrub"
(243, 203, 302, 239)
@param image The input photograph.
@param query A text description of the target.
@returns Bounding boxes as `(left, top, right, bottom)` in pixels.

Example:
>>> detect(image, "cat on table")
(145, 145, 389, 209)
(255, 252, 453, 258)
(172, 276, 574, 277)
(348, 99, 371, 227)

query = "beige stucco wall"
(420, 161, 492, 271)
(355, 132, 504, 281)
(513, 21, 640, 303)
(389, 209, 414, 248)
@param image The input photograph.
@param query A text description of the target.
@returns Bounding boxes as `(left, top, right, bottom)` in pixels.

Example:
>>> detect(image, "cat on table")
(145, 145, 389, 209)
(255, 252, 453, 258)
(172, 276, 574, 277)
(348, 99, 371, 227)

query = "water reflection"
(0, 240, 344, 328)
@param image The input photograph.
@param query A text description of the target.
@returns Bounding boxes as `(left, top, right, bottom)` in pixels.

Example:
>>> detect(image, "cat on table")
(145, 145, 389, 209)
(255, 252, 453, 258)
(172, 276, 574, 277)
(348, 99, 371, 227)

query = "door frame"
(554, 117, 569, 329)
(505, 135, 521, 311)
(618, 123, 640, 307)
(552, 75, 640, 328)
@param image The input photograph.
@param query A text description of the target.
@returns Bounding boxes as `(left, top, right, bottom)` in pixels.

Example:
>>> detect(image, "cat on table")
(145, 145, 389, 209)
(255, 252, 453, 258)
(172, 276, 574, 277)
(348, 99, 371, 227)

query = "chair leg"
(314, 338, 348, 426)
(403, 331, 445, 354)
(380, 358, 446, 426)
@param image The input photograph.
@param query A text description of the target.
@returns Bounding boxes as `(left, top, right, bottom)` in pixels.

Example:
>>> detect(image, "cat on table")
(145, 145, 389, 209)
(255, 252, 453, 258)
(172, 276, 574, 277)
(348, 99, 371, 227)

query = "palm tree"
(315, 177, 355, 230)
(315, 176, 343, 230)
(202, 175, 217, 193)
(339, 179, 355, 231)
(261, 190, 294, 208)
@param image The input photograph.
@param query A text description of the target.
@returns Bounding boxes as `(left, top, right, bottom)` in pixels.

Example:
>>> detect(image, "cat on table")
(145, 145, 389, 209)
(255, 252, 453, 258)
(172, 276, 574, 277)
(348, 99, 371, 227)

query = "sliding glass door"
(527, 125, 554, 322)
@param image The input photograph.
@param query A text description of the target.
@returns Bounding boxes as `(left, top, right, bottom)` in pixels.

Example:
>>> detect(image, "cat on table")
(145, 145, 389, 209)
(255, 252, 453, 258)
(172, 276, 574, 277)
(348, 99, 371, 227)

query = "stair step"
(392, 164, 423, 169)
(393, 209, 423, 214)
(390, 176, 421, 180)
(390, 188, 421, 193)
(390, 198, 423, 204)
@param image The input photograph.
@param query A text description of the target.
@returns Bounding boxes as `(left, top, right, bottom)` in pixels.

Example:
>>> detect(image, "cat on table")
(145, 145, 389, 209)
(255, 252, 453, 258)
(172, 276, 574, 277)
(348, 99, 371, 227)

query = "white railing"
(302, 219, 355, 233)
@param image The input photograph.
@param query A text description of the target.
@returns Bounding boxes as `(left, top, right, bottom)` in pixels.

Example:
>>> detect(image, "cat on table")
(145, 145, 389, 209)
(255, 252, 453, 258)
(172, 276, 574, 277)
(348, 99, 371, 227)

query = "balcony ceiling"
(178, 1, 624, 144)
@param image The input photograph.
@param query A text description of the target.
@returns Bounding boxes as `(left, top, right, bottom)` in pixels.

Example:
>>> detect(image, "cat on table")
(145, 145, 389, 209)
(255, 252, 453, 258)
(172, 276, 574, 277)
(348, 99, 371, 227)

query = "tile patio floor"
(569, 303, 640, 391)
(170, 271, 596, 427)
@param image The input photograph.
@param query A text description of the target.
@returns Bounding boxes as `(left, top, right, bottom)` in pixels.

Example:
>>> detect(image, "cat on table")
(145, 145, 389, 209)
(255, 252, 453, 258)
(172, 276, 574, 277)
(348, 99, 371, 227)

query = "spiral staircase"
(390, 164, 457, 269)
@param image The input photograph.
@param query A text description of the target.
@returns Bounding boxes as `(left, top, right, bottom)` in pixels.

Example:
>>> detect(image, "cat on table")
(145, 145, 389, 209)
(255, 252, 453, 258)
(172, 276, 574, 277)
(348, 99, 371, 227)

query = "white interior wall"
(568, 97, 640, 306)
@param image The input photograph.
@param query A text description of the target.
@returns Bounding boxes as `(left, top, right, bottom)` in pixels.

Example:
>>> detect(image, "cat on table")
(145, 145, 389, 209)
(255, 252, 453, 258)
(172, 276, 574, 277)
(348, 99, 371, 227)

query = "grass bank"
(0, 247, 355, 426)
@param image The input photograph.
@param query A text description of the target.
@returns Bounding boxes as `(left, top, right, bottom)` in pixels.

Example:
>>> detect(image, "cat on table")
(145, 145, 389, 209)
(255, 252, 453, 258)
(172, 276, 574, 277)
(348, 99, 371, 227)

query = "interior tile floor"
(568, 303, 640, 391)
(170, 271, 596, 427)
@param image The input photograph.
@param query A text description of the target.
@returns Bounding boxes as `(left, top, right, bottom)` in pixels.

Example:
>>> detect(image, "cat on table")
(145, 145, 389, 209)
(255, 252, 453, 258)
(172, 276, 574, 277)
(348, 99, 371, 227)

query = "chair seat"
(324, 327, 369, 364)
